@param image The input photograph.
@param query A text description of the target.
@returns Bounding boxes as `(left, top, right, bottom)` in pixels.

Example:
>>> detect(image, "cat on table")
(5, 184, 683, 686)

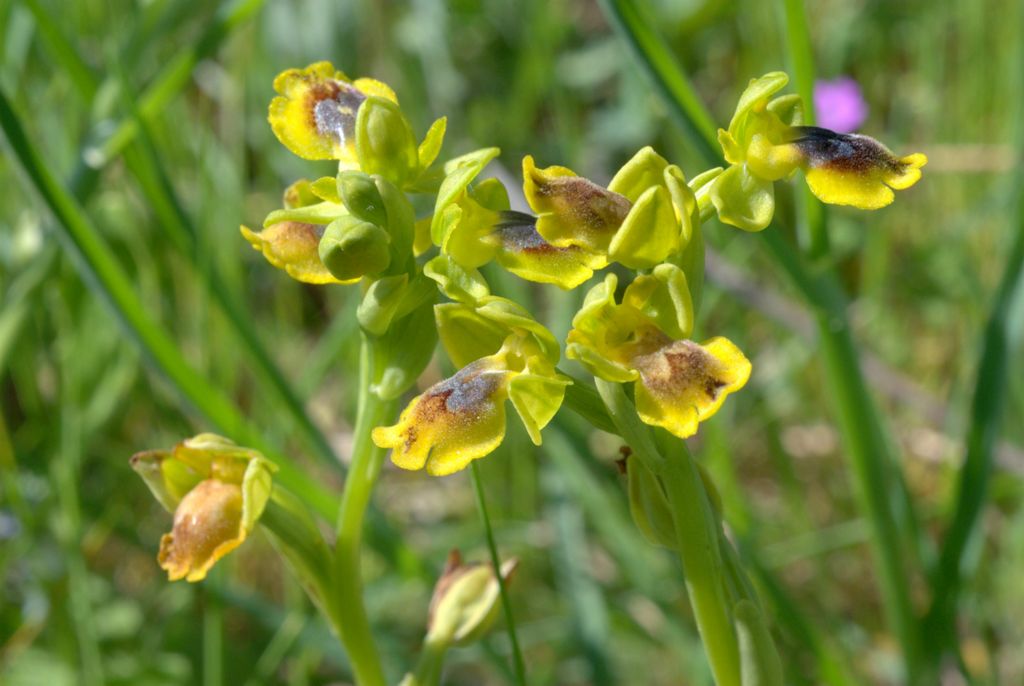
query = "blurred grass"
(2, 0, 1023, 684)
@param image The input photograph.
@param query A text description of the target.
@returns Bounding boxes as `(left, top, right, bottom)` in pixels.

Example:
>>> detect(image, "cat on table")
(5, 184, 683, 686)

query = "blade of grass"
(595, 0, 719, 164)
(117, 92, 344, 474)
(70, 0, 266, 197)
(597, 0, 923, 678)
(0, 88, 336, 519)
(924, 177, 1024, 659)
(779, 0, 828, 258)
(470, 462, 527, 686)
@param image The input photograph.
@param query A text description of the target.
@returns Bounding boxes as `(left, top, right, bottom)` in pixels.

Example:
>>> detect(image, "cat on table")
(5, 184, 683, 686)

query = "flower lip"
(790, 126, 905, 174)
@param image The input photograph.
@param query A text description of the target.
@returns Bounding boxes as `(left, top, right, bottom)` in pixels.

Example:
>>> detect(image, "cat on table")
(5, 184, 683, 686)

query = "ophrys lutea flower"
(372, 334, 570, 476)
(130, 434, 276, 582)
(568, 265, 750, 439)
(712, 72, 927, 230)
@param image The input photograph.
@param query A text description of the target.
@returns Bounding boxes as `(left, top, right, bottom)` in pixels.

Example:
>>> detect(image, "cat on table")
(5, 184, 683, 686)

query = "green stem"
(399, 638, 449, 686)
(595, 379, 740, 686)
(331, 336, 395, 686)
(470, 461, 528, 686)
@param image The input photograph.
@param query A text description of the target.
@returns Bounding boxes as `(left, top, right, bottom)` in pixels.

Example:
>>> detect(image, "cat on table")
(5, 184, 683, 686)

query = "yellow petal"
(268, 62, 396, 164)
(632, 337, 751, 439)
(373, 359, 511, 476)
(522, 155, 631, 254)
(793, 127, 927, 210)
(241, 223, 354, 285)
(158, 479, 245, 582)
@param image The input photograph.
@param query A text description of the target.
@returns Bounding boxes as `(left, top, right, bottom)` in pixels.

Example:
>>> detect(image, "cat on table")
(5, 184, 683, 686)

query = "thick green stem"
(331, 336, 396, 686)
(595, 379, 740, 686)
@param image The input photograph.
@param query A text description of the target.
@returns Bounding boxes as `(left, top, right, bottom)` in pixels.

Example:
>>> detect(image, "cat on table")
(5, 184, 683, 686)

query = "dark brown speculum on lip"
(791, 126, 904, 173)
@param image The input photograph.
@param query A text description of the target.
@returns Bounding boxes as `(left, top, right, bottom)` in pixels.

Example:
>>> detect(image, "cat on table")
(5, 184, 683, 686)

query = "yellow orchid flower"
(131, 434, 276, 582)
(373, 336, 569, 476)
(567, 269, 751, 439)
(268, 61, 397, 165)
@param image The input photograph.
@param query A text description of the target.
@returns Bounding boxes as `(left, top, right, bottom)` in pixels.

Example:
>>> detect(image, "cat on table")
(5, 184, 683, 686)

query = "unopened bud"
(318, 216, 391, 281)
(426, 549, 518, 647)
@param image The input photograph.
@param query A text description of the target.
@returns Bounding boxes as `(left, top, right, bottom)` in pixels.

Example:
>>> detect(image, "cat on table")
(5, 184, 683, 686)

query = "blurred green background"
(1, 0, 1022, 684)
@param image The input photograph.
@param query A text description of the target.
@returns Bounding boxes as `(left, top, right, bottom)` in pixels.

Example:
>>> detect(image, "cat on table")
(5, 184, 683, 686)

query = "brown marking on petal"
(791, 126, 906, 174)
(537, 175, 632, 234)
(633, 340, 725, 397)
(402, 361, 502, 451)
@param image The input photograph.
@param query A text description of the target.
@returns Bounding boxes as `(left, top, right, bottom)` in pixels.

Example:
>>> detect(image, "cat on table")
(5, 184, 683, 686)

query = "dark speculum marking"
(310, 81, 366, 145)
(495, 212, 561, 254)
(791, 126, 903, 173)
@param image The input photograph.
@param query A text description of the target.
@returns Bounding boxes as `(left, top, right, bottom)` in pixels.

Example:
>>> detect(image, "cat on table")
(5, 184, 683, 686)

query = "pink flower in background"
(813, 77, 868, 133)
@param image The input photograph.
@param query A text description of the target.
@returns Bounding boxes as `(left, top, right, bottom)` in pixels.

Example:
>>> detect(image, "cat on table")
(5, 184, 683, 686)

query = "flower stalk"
(331, 335, 398, 686)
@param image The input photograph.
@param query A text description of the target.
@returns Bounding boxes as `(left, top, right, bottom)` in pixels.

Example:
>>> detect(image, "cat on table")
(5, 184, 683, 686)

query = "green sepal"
(337, 171, 387, 227)
(373, 301, 438, 400)
(417, 116, 447, 170)
(355, 96, 418, 185)
(735, 600, 784, 686)
(664, 165, 697, 245)
(130, 450, 182, 512)
(626, 456, 676, 549)
(310, 176, 341, 203)
(264, 201, 348, 228)
(689, 167, 725, 192)
(767, 93, 803, 127)
(728, 72, 789, 142)
(435, 297, 559, 368)
(423, 254, 491, 304)
(319, 215, 391, 280)
(508, 369, 571, 445)
(607, 146, 670, 202)
(375, 175, 416, 270)
(622, 264, 693, 340)
(430, 151, 501, 251)
(672, 219, 705, 316)
(608, 184, 679, 269)
(470, 177, 510, 212)
(240, 455, 277, 534)
(710, 164, 775, 232)
(565, 274, 639, 383)
(443, 147, 500, 175)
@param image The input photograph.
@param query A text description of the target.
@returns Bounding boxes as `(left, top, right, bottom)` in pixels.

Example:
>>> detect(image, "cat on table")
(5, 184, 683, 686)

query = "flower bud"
(318, 216, 391, 281)
(355, 96, 418, 184)
(426, 550, 518, 647)
(337, 171, 388, 227)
